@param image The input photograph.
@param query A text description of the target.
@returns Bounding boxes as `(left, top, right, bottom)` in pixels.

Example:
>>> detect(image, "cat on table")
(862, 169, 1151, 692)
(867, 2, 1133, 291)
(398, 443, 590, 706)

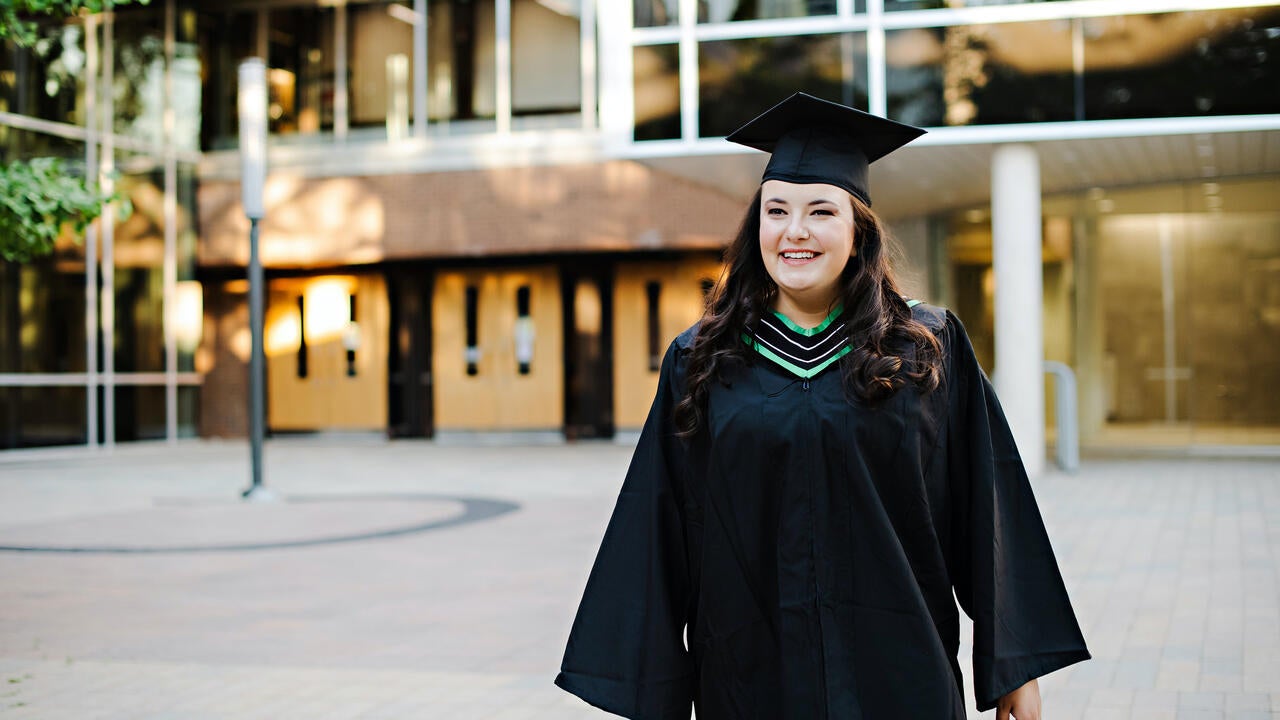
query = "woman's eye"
(813, 209, 834, 216)
(767, 208, 786, 216)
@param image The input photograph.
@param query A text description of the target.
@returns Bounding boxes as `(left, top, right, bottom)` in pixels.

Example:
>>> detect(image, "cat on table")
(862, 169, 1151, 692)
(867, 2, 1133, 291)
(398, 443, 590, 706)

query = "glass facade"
(0, 2, 202, 450)
(944, 176, 1280, 449)
(1081, 9, 1280, 120)
(633, 43, 681, 141)
(699, 0, 838, 23)
(886, 21, 1075, 126)
(884, 9, 1280, 127)
(699, 33, 867, 137)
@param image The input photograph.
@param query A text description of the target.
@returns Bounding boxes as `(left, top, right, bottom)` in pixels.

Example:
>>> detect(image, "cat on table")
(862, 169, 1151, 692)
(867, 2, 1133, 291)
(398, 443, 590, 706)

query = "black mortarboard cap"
(725, 92, 926, 206)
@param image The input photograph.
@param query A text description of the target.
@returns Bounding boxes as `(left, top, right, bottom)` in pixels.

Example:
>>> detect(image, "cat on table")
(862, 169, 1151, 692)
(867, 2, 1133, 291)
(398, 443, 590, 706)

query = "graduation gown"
(555, 302, 1089, 719)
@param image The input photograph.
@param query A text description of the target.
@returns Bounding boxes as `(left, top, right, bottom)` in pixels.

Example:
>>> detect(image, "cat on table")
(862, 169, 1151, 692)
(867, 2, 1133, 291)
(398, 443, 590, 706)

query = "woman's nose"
(785, 219, 810, 241)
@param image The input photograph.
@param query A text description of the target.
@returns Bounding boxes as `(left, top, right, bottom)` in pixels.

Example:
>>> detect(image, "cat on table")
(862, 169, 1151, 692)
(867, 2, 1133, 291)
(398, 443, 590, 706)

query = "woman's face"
(758, 179, 857, 312)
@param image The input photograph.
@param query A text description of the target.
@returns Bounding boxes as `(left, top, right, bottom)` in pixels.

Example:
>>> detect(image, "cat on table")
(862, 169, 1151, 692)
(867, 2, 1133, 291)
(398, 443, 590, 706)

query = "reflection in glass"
(635, 0, 678, 28)
(0, 387, 87, 449)
(177, 162, 200, 373)
(699, 0, 838, 24)
(0, 126, 86, 165)
(886, 0, 1066, 10)
(885, 22, 1073, 126)
(350, 2, 415, 129)
(0, 16, 88, 127)
(178, 385, 200, 438)
(634, 44, 680, 141)
(0, 256, 88, 374)
(113, 385, 166, 441)
(513, 0, 581, 116)
(1082, 9, 1280, 120)
(112, 8, 167, 143)
(198, 11, 256, 150)
(428, 0, 498, 121)
(268, 7, 337, 135)
(1078, 178, 1280, 447)
(113, 154, 165, 373)
(699, 33, 867, 138)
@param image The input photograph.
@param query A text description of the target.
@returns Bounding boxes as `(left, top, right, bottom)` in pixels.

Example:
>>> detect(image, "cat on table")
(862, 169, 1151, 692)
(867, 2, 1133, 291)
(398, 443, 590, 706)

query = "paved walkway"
(0, 439, 1277, 719)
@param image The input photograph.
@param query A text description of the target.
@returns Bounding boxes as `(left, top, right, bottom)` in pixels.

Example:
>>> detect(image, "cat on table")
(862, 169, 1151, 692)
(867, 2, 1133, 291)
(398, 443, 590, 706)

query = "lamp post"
(238, 58, 272, 501)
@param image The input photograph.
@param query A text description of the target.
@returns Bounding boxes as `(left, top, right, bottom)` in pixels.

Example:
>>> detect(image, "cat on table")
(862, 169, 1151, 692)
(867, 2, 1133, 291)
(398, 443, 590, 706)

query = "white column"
(495, 0, 511, 134)
(594, 0, 632, 150)
(991, 143, 1045, 478)
(335, 2, 349, 141)
(579, 0, 597, 131)
(413, 0, 428, 137)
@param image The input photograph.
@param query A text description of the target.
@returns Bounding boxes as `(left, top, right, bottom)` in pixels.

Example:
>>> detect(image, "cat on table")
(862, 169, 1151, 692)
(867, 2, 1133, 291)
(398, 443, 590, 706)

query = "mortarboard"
(725, 92, 926, 206)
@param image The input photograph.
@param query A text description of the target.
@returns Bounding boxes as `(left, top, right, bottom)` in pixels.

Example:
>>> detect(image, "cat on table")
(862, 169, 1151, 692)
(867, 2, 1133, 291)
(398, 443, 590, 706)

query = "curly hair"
(673, 188, 944, 437)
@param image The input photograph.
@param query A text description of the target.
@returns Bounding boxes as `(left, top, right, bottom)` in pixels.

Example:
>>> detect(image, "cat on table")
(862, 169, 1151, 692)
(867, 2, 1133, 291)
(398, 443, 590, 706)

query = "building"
(2, 0, 1279, 464)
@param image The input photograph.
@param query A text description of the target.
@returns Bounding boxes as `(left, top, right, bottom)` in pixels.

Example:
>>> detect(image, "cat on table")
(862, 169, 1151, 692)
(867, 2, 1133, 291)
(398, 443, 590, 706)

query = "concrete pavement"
(0, 439, 1277, 719)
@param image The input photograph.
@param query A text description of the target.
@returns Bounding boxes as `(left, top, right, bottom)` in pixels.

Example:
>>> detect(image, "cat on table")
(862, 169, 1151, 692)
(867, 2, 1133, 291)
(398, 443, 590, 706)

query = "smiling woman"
(555, 94, 1090, 720)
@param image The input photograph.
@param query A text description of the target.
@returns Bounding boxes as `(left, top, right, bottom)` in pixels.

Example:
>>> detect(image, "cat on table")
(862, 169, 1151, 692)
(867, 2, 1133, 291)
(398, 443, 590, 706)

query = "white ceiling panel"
(641, 130, 1280, 220)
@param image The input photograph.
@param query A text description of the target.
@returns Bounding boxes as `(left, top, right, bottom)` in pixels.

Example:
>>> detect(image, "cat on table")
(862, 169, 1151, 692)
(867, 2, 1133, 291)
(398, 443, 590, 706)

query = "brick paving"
(0, 439, 1277, 719)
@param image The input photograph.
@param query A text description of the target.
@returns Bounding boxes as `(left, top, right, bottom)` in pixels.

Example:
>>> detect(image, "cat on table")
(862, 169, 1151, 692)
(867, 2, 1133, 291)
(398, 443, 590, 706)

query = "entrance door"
(266, 274, 388, 431)
(388, 270, 433, 438)
(562, 263, 614, 439)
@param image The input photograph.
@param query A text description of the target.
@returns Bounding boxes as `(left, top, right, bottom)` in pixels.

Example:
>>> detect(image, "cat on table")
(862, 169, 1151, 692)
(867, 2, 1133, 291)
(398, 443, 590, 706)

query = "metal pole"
(238, 58, 271, 501)
(245, 217, 267, 497)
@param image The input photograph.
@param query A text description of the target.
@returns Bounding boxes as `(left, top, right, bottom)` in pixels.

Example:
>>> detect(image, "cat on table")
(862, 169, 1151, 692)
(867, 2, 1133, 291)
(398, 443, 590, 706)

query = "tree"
(1, 0, 145, 262)
(0, 0, 145, 46)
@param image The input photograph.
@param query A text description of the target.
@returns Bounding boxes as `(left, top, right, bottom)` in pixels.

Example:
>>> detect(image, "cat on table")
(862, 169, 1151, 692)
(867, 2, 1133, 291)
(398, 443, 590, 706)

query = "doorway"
(562, 262, 614, 439)
(388, 269, 434, 438)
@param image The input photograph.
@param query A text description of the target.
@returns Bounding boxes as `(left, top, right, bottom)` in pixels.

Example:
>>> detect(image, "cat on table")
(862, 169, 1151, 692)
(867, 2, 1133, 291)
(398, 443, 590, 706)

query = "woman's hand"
(996, 678, 1041, 720)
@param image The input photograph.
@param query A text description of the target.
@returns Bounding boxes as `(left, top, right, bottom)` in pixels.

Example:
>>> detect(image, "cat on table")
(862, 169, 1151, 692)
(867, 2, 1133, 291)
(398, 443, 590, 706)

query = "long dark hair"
(674, 188, 944, 437)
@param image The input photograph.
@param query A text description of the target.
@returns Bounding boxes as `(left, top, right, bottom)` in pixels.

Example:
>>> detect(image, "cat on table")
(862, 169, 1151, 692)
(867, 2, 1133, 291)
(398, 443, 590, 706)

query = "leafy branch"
(0, 157, 129, 263)
(0, 1, 148, 46)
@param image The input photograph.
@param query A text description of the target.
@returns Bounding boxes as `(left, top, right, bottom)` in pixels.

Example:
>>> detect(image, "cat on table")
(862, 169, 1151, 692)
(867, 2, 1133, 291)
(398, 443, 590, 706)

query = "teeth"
(783, 252, 816, 259)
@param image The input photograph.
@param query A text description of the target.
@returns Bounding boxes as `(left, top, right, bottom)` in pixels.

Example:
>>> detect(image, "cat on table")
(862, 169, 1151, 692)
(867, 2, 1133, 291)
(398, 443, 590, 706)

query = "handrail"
(1044, 361, 1079, 473)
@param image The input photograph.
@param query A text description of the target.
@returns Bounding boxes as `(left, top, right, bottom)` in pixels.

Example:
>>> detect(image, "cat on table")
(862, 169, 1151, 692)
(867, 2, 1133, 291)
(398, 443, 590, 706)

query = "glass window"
(634, 43, 680, 141)
(698, 33, 867, 138)
(112, 8, 167, 145)
(113, 385, 166, 441)
(1082, 9, 1280, 120)
(0, 257, 88, 375)
(112, 152, 165, 373)
(428, 0, 498, 122)
(0, 16, 89, 127)
(512, 0, 581, 116)
(699, 0, 838, 24)
(0, 386, 87, 449)
(350, 1, 416, 129)
(176, 162, 199, 373)
(178, 385, 199, 438)
(267, 7, 337, 135)
(197, 10, 256, 150)
(636, 0, 678, 27)
(885, 21, 1074, 127)
(886, 0, 1068, 10)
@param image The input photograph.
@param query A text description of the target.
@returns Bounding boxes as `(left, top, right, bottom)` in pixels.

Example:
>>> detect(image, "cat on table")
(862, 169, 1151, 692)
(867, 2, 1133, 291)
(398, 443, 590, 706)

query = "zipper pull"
(802, 378, 810, 391)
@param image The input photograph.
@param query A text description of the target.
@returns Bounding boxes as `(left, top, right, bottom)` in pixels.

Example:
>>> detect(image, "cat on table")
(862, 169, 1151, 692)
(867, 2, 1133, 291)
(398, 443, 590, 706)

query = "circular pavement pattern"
(0, 494, 520, 554)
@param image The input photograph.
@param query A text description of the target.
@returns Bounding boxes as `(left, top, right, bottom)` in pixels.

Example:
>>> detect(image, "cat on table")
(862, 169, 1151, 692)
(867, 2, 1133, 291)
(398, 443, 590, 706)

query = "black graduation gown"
(555, 302, 1089, 719)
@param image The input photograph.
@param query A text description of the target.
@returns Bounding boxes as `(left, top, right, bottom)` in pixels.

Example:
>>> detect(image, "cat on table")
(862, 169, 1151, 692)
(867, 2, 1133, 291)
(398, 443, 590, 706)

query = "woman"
(555, 93, 1089, 720)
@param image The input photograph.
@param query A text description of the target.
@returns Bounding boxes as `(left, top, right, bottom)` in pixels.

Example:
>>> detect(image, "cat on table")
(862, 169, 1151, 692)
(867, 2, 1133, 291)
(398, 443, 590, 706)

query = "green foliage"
(0, 0, 148, 47)
(0, 157, 127, 263)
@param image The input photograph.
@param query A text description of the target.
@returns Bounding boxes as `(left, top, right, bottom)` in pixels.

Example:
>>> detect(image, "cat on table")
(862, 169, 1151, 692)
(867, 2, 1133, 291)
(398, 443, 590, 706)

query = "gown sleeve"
(942, 310, 1090, 712)
(554, 340, 696, 720)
